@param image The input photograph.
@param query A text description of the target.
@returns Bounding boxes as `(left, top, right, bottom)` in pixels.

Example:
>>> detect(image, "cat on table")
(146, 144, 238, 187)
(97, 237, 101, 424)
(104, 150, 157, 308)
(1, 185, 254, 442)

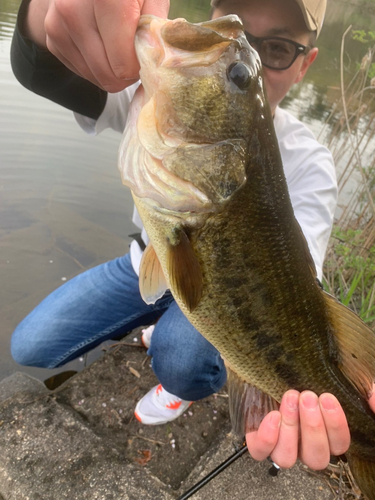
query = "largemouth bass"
(118, 15, 375, 499)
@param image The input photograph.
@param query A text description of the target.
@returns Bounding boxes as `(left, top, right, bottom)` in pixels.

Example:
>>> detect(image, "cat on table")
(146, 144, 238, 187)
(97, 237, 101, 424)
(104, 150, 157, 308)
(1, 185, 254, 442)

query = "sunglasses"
(244, 31, 310, 70)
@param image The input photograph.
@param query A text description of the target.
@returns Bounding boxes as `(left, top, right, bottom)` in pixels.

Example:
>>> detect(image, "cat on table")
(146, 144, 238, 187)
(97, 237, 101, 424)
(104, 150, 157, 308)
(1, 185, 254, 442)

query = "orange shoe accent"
(166, 400, 182, 410)
(156, 384, 163, 395)
(134, 411, 142, 423)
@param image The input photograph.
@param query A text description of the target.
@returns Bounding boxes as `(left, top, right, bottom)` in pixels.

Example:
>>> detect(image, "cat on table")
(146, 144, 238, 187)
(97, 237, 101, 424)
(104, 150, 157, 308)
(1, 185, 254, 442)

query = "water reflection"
(0, 15, 16, 41)
(0, 0, 375, 382)
(0, 0, 134, 381)
(169, 0, 211, 21)
(0, 0, 18, 39)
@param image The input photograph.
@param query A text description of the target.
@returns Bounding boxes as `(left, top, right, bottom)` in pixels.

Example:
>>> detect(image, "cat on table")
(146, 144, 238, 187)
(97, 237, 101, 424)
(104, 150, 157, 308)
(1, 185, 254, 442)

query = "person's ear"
(294, 47, 318, 83)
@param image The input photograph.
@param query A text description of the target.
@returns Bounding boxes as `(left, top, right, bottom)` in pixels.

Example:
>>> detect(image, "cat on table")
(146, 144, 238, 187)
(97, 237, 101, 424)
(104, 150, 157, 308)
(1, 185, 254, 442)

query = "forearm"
(10, 0, 107, 120)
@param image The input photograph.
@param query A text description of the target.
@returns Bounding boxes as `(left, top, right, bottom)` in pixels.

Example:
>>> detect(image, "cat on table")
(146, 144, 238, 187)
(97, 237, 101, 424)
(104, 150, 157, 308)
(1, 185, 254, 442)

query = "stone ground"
(0, 330, 355, 500)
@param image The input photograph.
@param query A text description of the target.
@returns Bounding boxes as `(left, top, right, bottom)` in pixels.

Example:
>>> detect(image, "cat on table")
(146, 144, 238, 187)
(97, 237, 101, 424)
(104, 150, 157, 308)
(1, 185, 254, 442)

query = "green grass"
(323, 226, 375, 328)
(321, 28, 375, 330)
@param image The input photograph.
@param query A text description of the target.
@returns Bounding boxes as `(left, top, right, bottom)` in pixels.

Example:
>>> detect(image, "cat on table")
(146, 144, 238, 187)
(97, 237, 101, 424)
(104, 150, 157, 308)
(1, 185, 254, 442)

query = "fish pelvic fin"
(226, 364, 279, 437)
(166, 227, 202, 313)
(139, 243, 168, 304)
(324, 291, 375, 401)
(347, 452, 375, 500)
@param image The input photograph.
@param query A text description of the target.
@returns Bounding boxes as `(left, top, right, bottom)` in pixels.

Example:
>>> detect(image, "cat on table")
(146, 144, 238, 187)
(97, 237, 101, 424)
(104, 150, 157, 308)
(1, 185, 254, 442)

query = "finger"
(299, 391, 330, 470)
(246, 411, 281, 461)
(142, 0, 171, 18)
(90, 0, 139, 90)
(319, 393, 350, 456)
(95, 0, 170, 82)
(46, 36, 102, 87)
(50, 0, 125, 92)
(44, 2, 102, 87)
(270, 390, 300, 468)
(72, 29, 131, 92)
(94, 0, 164, 81)
(94, 0, 139, 81)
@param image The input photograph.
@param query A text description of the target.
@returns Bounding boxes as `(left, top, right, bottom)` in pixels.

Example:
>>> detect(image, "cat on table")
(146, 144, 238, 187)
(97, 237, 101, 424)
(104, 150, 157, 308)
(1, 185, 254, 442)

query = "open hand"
(26, 0, 170, 92)
(246, 386, 375, 470)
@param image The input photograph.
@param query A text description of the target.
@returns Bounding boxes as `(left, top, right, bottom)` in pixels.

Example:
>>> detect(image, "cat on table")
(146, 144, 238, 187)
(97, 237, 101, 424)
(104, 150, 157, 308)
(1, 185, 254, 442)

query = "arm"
(11, 0, 107, 119)
(11, 0, 170, 117)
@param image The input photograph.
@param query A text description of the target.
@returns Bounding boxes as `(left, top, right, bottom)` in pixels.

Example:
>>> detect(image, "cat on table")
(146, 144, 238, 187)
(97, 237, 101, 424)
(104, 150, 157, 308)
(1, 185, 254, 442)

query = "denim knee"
(150, 333, 227, 401)
(10, 321, 46, 367)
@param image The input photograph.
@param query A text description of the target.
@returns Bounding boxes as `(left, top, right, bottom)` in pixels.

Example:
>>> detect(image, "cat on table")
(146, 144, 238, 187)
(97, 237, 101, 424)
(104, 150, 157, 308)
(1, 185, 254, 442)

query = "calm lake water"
(1, 0, 374, 382)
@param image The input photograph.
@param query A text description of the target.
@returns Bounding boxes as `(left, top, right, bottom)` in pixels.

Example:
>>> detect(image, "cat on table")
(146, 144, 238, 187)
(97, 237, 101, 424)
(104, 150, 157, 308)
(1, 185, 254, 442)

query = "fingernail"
(320, 393, 338, 412)
(270, 412, 281, 428)
(286, 392, 299, 411)
(301, 391, 318, 410)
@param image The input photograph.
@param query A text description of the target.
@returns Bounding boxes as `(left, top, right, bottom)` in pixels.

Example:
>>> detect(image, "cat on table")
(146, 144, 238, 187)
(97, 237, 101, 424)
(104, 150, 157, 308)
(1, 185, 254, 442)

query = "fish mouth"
(135, 15, 248, 72)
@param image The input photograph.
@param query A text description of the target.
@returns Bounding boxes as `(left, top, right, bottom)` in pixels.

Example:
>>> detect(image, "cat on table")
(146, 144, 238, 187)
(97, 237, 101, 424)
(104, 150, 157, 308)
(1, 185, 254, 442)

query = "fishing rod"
(177, 444, 280, 499)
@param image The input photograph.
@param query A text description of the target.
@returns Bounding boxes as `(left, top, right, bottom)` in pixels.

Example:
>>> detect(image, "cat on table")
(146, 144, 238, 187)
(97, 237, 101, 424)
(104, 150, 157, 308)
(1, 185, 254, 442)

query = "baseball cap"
(210, 0, 327, 36)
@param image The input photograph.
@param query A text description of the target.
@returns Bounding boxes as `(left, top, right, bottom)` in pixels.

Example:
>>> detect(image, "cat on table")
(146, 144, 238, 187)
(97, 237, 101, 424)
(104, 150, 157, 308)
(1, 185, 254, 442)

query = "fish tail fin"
(347, 453, 375, 500)
(324, 291, 375, 400)
(226, 364, 279, 437)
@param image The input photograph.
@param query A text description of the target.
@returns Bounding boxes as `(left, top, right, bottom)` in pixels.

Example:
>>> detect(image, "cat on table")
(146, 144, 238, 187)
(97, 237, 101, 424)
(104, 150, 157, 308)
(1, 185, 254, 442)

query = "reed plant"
(321, 26, 375, 330)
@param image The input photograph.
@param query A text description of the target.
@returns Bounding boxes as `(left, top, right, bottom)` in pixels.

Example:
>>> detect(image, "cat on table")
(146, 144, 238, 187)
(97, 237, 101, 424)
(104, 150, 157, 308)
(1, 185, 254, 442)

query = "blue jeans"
(11, 253, 226, 400)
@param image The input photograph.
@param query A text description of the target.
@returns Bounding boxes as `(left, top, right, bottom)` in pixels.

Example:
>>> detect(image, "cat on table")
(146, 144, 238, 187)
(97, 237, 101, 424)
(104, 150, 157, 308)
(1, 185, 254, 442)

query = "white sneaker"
(134, 384, 192, 425)
(141, 324, 155, 348)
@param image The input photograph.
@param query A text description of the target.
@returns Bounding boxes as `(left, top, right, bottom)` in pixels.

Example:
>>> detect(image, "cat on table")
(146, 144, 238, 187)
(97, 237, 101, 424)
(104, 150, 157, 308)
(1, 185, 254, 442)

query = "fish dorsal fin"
(166, 228, 202, 313)
(139, 244, 168, 305)
(226, 364, 279, 437)
(324, 291, 375, 400)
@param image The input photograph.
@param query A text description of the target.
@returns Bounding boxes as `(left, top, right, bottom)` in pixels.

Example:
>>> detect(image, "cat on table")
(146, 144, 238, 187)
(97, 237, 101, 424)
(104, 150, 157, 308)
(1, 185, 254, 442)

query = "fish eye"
(227, 62, 251, 90)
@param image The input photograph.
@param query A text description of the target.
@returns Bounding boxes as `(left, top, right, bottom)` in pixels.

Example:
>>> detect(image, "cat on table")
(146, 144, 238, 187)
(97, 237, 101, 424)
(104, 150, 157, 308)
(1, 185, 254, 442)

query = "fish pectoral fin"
(226, 364, 279, 437)
(139, 243, 168, 304)
(325, 291, 375, 400)
(166, 228, 202, 313)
